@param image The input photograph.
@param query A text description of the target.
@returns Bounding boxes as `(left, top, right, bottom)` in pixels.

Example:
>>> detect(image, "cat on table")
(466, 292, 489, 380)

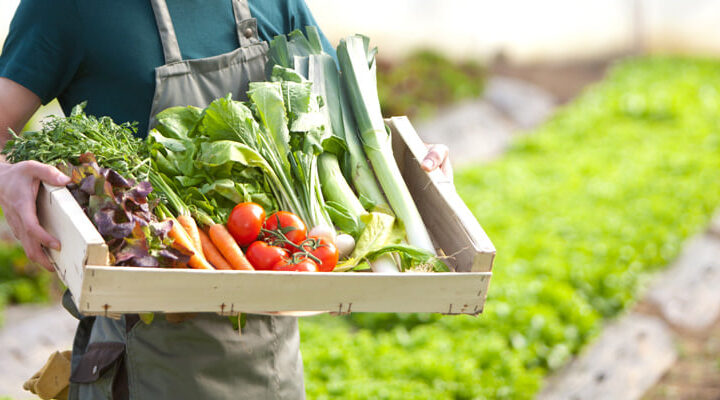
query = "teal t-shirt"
(0, 0, 334, 137)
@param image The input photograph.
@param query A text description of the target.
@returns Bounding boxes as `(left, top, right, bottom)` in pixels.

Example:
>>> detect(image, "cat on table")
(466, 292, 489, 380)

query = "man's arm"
(0, 77, 70, 271)
(0, 77, 42, 146)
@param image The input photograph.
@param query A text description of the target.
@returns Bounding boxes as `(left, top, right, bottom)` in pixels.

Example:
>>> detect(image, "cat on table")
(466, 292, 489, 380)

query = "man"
(0, 1, 450, 398)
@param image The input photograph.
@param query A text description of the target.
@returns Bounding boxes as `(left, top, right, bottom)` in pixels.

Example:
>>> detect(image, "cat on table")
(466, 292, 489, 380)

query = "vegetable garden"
(1, 56, 719, 399)
(297, 57, 720, 399)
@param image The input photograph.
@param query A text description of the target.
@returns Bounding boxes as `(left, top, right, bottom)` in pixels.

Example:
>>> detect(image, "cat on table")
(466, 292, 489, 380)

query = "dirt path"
(643, 317, 720, 400)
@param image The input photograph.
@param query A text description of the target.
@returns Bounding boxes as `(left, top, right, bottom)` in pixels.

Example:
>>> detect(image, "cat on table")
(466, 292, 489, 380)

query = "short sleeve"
(290, 0, 337, 60)
(0, 0, 83, 104)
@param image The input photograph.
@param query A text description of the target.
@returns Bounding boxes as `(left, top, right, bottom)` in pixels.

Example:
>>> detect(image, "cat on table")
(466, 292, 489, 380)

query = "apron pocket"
(70, 342, 128, 400)
(70, 342, 125, 384)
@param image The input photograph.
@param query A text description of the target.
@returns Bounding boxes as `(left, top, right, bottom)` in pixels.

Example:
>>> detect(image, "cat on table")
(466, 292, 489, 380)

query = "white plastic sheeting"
(2, 1, 720, 63)
(0, 0, 20, 48)
(307, 0, 720, 62)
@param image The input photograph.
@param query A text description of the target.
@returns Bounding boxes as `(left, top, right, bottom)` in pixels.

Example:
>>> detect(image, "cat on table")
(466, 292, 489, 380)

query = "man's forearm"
(0, 77, 42, 152)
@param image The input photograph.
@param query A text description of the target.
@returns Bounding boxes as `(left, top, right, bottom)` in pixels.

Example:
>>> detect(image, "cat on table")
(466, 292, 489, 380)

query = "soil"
(643, 317, 720, 400)
(489, 57, 617, 103)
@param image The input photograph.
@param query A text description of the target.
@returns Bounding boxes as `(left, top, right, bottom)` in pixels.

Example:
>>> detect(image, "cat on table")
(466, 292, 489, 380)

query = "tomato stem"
(260, 227, 322, 264)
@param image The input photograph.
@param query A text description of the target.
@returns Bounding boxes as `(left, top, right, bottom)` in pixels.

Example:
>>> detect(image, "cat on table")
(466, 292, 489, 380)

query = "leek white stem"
(338, 36, 436, 254)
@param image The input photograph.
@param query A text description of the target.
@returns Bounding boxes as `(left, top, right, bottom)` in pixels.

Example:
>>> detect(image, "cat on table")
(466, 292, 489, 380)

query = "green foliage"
(299, 57, 720, 399)
(0, 241, 52, 326)
(2, 103, 150, 181)
(377, 50, 485, 119)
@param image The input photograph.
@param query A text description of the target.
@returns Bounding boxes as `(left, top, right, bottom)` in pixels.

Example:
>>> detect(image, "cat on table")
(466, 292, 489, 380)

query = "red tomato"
(301, 237, 339, 272)
(262, 211, 307, 251)
(245, 241, 289, 270)
(227, 202, 266, 246)
(272, 257, 318, 272)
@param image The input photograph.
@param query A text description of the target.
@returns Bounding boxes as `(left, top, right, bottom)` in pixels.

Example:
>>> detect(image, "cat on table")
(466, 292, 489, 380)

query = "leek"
(337, 35, 436, 254)
(268, 29, 370, 235)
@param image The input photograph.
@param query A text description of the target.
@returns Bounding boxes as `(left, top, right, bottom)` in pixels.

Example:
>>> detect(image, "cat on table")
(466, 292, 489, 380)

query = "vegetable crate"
(38, 117, 495, 316)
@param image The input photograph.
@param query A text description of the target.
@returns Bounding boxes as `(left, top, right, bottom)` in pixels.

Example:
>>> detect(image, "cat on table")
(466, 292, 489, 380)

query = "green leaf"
(200, 179, 245, 204)
(174, 175, 205, 187)
(248, 82, 291, 155)
(139, 313, 154, 325)
(155, 106, 203, 139)
(364, 244, 449, 272)
(325, 201, 363, 237)
(270, 65, 304, 83)
(288, 29, 319, 57)
(268, 34, 292, 69)
(148, 129, 188, 153)
(304, 26, 323, 54)
(350, 211, 396, 260)
(201, 95, 260, 144)
(196, 140, 271, 172)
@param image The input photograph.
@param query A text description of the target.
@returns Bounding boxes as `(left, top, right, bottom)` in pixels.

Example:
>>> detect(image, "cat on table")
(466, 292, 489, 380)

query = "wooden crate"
(37, 117, 494, 316)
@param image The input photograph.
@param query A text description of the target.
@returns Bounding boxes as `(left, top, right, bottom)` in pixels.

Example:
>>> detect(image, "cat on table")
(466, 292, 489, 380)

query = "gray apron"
(65, 1, 304, 398)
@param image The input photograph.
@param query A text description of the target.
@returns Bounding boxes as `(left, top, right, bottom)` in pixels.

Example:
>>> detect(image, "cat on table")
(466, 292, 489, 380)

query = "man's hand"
(0, 77, 67, 271)
(0, 162, 70, 271)
(421, 143, 453, 182)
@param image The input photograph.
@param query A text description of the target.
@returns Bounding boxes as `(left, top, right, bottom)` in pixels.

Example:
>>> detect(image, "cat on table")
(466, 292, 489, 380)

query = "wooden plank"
(647, 234, 720, 331)
(36, 183, 109, 310)
(537, 314, 676, 400)
(80, 266, 491, 315)
(387, 117, 496, 273)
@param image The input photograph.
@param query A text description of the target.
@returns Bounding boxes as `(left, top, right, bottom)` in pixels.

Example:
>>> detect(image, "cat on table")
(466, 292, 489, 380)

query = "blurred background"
(2, 1, 720, 399)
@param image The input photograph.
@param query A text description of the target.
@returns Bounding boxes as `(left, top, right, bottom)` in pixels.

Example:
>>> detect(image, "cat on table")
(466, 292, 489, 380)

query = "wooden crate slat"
(81, 266, 491, 315)
(387, 117, 496, 273)
(36, 183, 109, 305)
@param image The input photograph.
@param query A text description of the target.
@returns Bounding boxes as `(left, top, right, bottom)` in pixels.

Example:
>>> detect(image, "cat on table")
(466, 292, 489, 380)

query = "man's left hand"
(421, 144, 453, 182)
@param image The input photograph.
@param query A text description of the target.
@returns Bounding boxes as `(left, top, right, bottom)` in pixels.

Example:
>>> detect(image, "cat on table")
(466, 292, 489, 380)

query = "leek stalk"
(337, 35, 436, 254)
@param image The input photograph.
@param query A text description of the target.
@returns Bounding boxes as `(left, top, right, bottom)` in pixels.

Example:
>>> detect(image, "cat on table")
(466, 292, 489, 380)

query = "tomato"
(262, 211, 307, 251)
(227, 202, 266, 246)
(245, 241, 289, 270)
(272, 257, 318, 272)
(301, 237, 339, 272)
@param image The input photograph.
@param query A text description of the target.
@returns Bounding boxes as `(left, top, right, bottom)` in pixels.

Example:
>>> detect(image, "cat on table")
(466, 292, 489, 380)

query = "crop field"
(299, 57, 720, 399)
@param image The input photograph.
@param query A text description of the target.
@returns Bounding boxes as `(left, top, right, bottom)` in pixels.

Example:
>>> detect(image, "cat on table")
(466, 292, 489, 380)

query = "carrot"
(198, 229, 232, 270)
(208, 224, 254, 271)
(177, 215, 204, 260)
(168, 220, 214, 270)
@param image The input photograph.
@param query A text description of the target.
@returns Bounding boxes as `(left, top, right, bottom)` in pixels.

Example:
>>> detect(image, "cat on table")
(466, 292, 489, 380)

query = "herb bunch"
(2, 103, 150, 181)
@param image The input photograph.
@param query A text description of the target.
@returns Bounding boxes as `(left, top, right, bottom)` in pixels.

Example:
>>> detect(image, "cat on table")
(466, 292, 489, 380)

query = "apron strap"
(150, 0, 183, 64)
(232, 0, 260, 47)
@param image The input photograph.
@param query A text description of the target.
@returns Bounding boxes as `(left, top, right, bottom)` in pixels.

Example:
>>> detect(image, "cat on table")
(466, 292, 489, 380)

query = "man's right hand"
(0, 77, 63, 271)
(0, 162, 70, 271)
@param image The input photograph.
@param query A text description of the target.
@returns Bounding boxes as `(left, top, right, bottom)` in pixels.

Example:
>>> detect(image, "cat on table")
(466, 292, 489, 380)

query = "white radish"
(334, 233, 356, 259)
(309, 224, 336, 242)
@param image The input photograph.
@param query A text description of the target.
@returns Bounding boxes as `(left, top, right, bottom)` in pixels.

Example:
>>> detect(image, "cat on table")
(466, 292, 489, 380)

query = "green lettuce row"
(299, 57, 720, 399)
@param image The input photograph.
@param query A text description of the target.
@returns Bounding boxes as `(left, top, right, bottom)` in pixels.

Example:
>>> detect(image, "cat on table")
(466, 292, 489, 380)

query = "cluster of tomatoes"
(226, 203, 339, 272)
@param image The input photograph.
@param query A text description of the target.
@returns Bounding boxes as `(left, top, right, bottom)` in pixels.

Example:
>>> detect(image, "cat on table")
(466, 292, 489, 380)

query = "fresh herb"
(2, 103, 150, 181)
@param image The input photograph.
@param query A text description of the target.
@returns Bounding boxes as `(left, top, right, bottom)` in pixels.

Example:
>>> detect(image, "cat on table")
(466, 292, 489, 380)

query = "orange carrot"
(198, 229, 232, 270)
(168, 220, 214, 270)
(208, 224, 254, 271)
(177, 215, 204, 259)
